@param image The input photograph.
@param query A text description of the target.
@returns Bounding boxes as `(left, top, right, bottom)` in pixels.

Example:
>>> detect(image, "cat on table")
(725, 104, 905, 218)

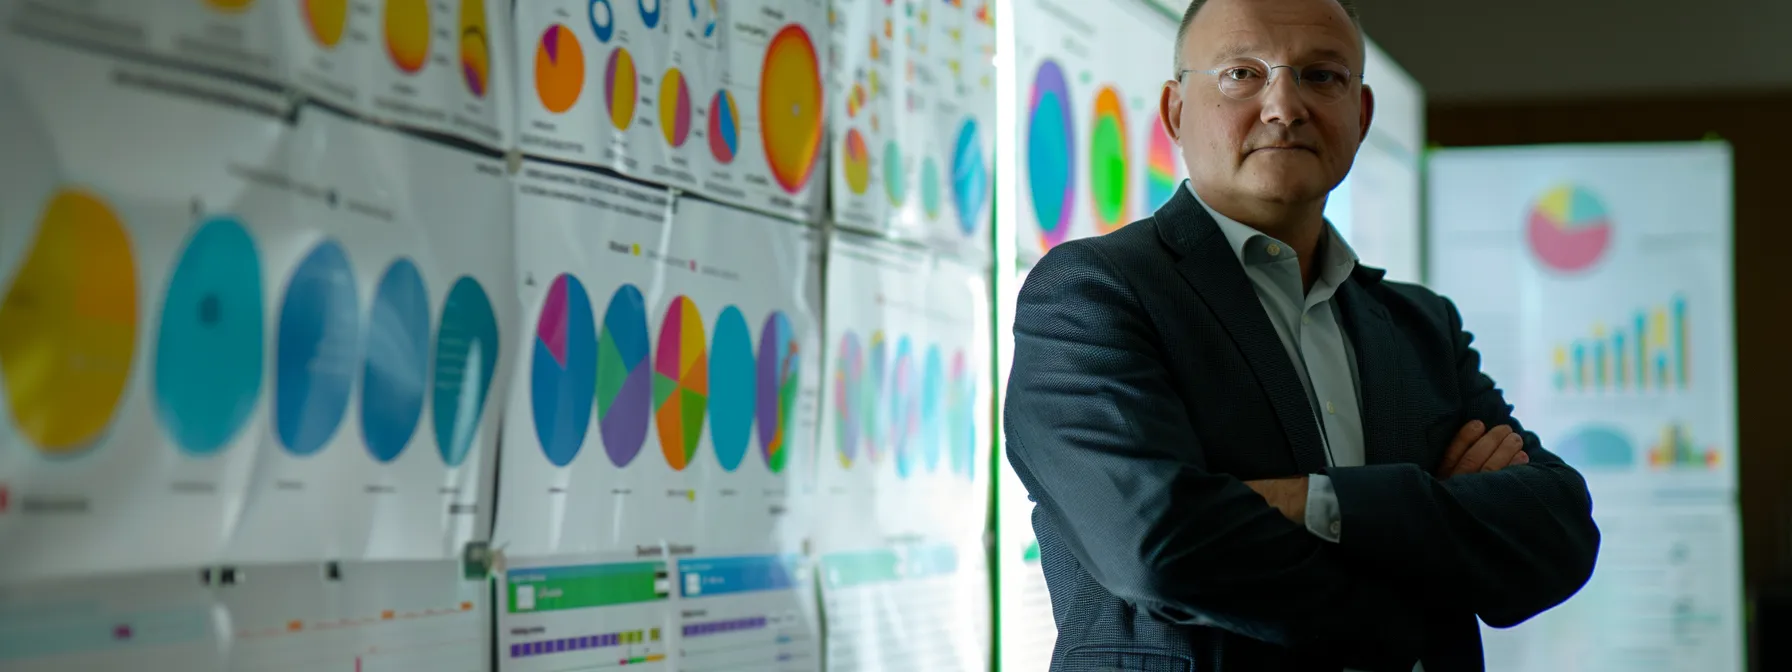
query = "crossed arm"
(1003, 245, 1600, 663)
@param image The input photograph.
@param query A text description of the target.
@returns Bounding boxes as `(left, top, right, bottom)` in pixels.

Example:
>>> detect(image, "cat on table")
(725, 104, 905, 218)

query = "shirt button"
(1325, 401, 1337, 415)
(1330, 521, 1342, 537)
(1266, 243, 1282, 256)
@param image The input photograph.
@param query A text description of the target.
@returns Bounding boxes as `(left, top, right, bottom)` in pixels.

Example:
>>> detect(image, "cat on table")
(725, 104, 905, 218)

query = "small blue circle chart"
(638, 0, 660, 29)
(589, 0, 614, 42)
(361, 258, 430, 463)
(432, 276, 500, 467)
(708, 305, 756, 472)
(154, 216, 264, 457)
(275, 239, 360, 457)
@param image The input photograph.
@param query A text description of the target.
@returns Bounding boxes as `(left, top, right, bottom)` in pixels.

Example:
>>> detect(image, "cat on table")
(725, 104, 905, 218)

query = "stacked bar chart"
(501, 561, 672, 671)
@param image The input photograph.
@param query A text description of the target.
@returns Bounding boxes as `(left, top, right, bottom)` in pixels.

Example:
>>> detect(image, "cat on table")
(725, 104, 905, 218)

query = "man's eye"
(1224, 68, 1258, 81)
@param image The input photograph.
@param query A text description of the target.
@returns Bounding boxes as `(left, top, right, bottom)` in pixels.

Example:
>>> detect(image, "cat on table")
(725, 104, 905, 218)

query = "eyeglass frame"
(1174, 58, 1366, 101)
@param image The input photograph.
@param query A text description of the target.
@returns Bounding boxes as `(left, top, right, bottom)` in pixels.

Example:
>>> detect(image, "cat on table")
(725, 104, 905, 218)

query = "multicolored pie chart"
(531, 274, 597, 468)
(597, 284, 651, 468)
(535, 24, 585, 114)
(432, 276, 500, 468)
(0, 189, 137, 454)
(1027, 59, 1075, 250)
(1090, 85, 1130, 233)
(459, 0, 491, 98)
(1527, 184, 1613, 273)
(843, 129, 872, 195)
(833, 331, 863, 467)
(760, 24, 824, 194)
(709, 89, 740, 164)
(361, 258, 431, 464)
(156, 216, 262, 458)
(709, 306, 756, 472)
(948, 349, 975, 479)
(605, 48, 639, 130)
(862, 331, 887, 463)
(654, 296, 708, 471)
(275, 239, 360, 457)
(659, 67, 693, 148)
(757, 312, 799, 474)
(889, 336, 919, 478)
(384, 0, 431, 75)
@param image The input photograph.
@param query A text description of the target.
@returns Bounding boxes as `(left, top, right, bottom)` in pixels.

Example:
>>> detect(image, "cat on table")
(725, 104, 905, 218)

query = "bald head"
(1174, 0, 1364, 73)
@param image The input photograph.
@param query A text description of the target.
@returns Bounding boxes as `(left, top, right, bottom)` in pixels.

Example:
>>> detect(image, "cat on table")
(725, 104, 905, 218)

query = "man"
(1002, 0, 1600, 669)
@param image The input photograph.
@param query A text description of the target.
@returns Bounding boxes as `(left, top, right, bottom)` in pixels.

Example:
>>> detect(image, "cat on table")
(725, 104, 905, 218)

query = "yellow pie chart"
(0, 189, 138, 453)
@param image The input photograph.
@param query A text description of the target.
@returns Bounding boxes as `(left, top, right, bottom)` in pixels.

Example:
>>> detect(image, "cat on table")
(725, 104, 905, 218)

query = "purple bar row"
(682, 616, 769, 638)
(509, 633, 626, 658)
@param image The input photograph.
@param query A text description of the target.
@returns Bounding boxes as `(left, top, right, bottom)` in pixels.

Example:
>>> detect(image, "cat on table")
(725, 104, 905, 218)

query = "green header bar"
(507, 561, 668, 613)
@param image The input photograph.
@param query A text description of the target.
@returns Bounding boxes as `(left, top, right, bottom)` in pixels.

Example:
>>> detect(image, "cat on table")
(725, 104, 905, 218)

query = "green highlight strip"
(507, 561, 668, 614)
(821, 544, 959, 589)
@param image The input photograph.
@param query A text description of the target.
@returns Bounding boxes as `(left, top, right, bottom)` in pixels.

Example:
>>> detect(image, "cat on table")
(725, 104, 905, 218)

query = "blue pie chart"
(708, 305, 755, 472)
(361, 258, 430, 463)
(921, 344, 943, 472)
(952, 118, 987, 236)
(154, 216, 264, 457)
(432, 276, 500, 467)
(275, 239, 360, 457)
(531, 274, 597, 467)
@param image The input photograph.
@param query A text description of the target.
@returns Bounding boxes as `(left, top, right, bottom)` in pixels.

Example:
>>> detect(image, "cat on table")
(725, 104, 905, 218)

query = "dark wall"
(1429, 92, 1792, 591)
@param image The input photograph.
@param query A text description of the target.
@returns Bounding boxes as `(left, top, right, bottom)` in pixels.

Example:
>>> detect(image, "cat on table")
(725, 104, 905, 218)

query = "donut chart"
(832, 331, 863, 467)
(361, 259, 430, 464)
(1090, 85, 1131, 233)
(432, 276, 500, 468)
(155, 216, 262, 458)
(1027, 59, 1075, 250)
(605, 48, 639, 130)
(889, 336, 917, 478)
(756, 311, 798, 474)
(843, 129, 871, 195)
(638, 0, 661, 29)
(0, 189, 137, 454)
(275, 239, 360, 457)
(658, 68, 693, 148)
(654, 296, 707, 471)
(459, 0, 491, 98)
(920, 156, 943, 221)
(952, 118, 988, 236)
(531, 274, 597, 468)
(882, 140, 906, 206)
(920, 344, 943, 472)
(384, 0, 431, 75)
(708, 89, 740, 164)
(534, 24, 585, 114)
(709, 306, 756, 472)
(304, 0, 349, 48)
(760, 24, 824, 194)
(589, 0, 615, 42)
(597, 284, 650, 468)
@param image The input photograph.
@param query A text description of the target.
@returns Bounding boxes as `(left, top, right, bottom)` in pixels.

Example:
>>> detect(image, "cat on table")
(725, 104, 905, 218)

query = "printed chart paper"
(820, 541, 991, 672)
(500, 553, 676, 672)
(0, 35, 288, 583)
(496, 164, 823, 557)
(826, 0, 902, 231)
(221, 559, 487, 672)
(1012, 0, 1183, 266)
(5, 0, 287, 84)
(0, 568, 227, 671)
(674, 554, 822, 672)
(515, 0, 829, 220)
(221, 106, 514, 564)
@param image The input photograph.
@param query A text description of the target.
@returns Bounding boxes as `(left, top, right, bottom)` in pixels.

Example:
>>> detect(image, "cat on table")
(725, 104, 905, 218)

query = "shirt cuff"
(1304, 474, 1343, 543)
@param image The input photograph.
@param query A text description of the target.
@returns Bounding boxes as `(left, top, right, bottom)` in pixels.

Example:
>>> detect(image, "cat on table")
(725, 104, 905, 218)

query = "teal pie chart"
(154, 216, 264, 457)
(921, 343, 943, 472)
(432, 276, 500, 467)
(708, 305, 756, 472)
(361, 258, 431, 463)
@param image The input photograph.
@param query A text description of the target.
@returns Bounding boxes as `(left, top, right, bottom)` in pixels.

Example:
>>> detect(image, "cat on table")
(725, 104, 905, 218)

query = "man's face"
(1162, 0, 1373, 210)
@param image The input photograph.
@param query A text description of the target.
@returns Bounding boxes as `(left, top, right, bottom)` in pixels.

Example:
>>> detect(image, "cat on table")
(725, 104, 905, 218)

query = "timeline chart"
(501, 557, 674, 672)
(820, 543, 990, 672)
(0, 35, 291, 583)
(0, 568, 224, 672)
(675, 555, 820, 672)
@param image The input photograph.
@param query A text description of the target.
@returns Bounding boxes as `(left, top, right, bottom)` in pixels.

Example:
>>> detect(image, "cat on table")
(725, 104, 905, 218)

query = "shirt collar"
(1184, 180, 1359, 285)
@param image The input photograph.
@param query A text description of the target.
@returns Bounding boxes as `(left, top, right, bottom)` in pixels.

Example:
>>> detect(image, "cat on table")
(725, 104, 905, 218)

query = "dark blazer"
(1003, 187, 1601, 671)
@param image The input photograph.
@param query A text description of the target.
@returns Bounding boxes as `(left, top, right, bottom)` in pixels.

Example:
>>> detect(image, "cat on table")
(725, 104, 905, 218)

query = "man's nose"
(1258, 67, 1310, 127)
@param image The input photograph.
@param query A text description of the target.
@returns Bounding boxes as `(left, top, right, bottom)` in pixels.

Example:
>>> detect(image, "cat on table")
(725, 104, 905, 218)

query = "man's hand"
(1436, 420, 1530, 478)
(1243, 476, 1309, 524)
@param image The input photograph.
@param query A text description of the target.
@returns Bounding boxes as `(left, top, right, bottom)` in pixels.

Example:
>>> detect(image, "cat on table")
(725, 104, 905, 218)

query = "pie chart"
(1527, 184, 1613, 273)
(638, 0, 661, 29)
(882, 140, 906, 206)
(658, 67, 693, 148)
(654, 296, 707, 471)
(952, 118, 987, 236)
(1556, 425, 1635, 471)
(759, 24, 824, 194)
(842, 129, 871, 195)
(1027, 60, 1075, 250)
(459, 0, 490, 98)
(597, 284, 650, 468)
(862, 331, 886, 464)
(920, 156, 943, 221)
(709, 306, 756, 472)
(432, 276, 500, 468)
(1090, 85, 1130, 233)
(531, 274, 596, 468)
(534, 24, 585, 114)
(0, 188, 137, 454)
(384, 0, 431, 75)
(360, 258, 430, 464)
(605, 48, 639, 130)
(1144, 117, 1179, 212)
(948, 350, 975, 479)
(756, 311, 798, 474)
(275, 239, 360, 457)
(304, 0, 349, 48)
(708, 89, 740, 164)
(889, 336, 918, 478)
(832, 331, 863, 468)
(920, 344, 943, 472)
(155, 216, 262, 458)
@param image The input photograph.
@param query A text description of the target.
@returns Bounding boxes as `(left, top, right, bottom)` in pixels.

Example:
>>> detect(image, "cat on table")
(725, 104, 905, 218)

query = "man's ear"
(1358, 84, 1376, 142)
(1160, 80, 1183, 143)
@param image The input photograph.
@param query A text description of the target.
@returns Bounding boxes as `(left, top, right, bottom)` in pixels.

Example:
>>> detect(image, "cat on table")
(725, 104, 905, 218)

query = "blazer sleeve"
(1005, 242, 1424, 666)
(1325, 296, 1601, 628)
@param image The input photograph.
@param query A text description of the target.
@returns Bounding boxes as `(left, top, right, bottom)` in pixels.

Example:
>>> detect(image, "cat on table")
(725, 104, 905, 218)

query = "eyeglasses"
(1176, 58, 1362, 102)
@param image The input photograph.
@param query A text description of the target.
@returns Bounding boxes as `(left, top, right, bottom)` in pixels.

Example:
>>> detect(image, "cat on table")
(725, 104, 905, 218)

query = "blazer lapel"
(1153, 189, 1329, 473)
(1335, 268, 1408, 465)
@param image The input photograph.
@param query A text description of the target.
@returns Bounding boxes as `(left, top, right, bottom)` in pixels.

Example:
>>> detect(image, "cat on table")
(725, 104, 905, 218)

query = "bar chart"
(501, 560, 673, 671)
(1552, 295, 1690, 393)
(675, 555, 818, 672)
